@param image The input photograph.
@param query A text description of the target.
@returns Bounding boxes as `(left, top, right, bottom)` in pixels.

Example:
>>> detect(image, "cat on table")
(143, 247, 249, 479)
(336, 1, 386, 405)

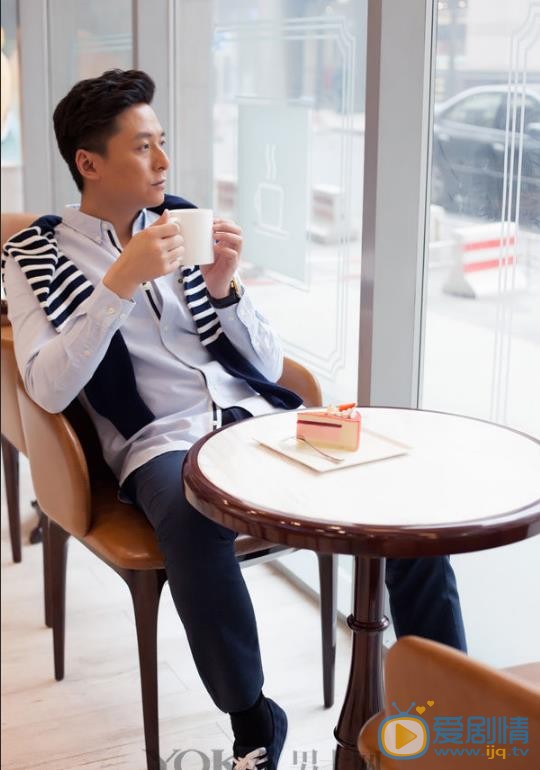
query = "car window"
(493, 95, 540, 130)
(444, 92, 504, 128)
(524, 97, 540, 128)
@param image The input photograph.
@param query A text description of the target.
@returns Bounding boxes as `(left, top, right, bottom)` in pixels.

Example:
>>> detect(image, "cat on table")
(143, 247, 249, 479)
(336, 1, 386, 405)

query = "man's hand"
(201, 219, 243, 299)
(103, 211, 184, 299)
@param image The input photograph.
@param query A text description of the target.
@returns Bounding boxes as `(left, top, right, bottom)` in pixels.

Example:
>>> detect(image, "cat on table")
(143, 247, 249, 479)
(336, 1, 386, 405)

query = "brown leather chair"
(1, 323, 26, 563)
(1, 212, 38, 563)
(1, 322, 51, 626)
(358, 636, 540, 769)
(15, 344, 336, 769)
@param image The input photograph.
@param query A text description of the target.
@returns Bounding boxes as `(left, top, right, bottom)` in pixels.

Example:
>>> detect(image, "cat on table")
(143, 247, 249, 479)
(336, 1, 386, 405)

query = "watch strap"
(209, 278, 244, 308)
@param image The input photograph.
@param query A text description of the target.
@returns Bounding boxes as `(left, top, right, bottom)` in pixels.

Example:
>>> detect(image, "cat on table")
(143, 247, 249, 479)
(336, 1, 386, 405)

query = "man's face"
(91, 103, 169, 209)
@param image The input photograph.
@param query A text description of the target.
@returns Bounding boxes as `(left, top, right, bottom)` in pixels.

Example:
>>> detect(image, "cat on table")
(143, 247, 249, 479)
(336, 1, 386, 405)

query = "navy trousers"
(122, 413, 467, 714)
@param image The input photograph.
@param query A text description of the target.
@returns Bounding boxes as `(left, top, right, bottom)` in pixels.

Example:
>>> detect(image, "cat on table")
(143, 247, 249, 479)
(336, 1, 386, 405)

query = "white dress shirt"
(5, 205, 283, 484)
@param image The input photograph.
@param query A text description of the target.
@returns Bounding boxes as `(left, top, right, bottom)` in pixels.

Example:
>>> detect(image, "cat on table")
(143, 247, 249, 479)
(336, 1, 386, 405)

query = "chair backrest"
(16, 373, 93, 538)
(1, 212, 37, 247)
(358, 636, 540, 769)
(1, 213, 37, 453)
(1, 325, 26, 453)
(279, 357, 322, 407)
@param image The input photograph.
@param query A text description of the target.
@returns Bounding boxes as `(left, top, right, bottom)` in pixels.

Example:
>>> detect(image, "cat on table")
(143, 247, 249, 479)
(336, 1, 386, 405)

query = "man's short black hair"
(53, 69, 155, 192)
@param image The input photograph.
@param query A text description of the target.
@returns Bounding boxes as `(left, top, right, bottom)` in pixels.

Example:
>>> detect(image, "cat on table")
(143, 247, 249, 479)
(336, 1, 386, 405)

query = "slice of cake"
(296, 403, 361, 451)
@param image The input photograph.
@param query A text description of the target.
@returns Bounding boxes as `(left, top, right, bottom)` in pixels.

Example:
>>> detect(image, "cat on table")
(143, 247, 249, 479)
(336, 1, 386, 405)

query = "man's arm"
(5, 257, 134, 413)
(4, 210, 185, 412)
(213, 291, 284, 382)
(201, 219, 284, 381)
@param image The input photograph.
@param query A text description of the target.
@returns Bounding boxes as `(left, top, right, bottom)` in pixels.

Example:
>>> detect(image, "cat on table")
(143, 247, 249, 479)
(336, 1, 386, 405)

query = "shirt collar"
(62, 204, 147, 245)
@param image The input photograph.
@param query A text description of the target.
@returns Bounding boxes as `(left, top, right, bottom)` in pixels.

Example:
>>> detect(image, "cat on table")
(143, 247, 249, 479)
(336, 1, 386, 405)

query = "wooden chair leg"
(122, 568, 166, 770)
(1, 435, 21, 563)
(42, 514, 52, 628)
(48, 520, 69, 680)
(318, 553, 338, 708)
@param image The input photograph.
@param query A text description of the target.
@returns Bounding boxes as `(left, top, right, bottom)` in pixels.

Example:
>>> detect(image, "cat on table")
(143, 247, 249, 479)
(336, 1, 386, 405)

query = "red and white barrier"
(443, 223, 527, 298)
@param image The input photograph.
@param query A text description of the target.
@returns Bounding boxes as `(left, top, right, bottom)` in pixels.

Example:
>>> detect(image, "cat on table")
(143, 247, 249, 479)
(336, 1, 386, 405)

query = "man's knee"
(154, 493, 236, 559)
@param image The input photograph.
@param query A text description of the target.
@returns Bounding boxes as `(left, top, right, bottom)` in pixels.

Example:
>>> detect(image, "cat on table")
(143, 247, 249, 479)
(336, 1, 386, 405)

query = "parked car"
(432, 85, 540, 231)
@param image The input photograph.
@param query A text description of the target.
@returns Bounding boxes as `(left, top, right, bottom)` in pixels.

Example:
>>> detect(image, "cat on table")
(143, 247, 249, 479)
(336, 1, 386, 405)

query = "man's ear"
(75, 148, 102, 184)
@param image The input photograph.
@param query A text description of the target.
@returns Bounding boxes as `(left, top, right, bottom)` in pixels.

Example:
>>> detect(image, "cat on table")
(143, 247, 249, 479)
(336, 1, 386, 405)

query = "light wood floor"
(1, 459, 353, 770)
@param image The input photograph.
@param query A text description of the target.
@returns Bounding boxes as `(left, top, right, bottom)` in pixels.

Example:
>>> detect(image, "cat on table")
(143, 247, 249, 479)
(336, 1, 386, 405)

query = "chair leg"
(1, 435, 21, 563)
(42, 514, 52, 628)
(317, 553, 338, 708)
(122, 568, 166, 770)
(48, 520, 69, 681)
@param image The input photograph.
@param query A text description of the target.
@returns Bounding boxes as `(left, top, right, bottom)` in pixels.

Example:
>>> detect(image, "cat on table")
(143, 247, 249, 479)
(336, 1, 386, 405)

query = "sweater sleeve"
(4, 256, 134, 412)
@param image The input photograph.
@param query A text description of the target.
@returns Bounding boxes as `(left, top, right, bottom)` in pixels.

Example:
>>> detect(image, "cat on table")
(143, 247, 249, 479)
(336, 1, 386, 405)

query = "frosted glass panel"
(213, 1, 367, 404)
(238, 103, 310, 281)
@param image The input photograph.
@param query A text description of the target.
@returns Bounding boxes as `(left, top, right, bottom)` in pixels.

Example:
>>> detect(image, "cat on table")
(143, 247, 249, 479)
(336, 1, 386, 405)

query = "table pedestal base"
(334, 556, 388, 770)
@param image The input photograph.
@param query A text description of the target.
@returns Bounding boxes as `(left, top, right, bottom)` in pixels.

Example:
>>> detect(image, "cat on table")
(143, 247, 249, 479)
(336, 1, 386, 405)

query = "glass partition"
(47, 0, 133, 208)
(423, 0, 540, 437)
(213, 0, 367, 405)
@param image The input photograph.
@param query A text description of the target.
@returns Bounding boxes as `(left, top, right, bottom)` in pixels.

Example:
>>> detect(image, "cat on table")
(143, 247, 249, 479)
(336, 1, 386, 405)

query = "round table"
(183, 408, 540, 770)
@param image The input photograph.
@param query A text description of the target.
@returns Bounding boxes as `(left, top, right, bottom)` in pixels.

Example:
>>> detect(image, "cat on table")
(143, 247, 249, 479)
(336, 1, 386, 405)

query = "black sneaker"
(232, 699, 288, 770)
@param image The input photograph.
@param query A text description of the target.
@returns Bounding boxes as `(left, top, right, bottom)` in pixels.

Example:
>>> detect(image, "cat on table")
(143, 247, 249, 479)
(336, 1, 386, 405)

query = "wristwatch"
(209, 277, 244, 308)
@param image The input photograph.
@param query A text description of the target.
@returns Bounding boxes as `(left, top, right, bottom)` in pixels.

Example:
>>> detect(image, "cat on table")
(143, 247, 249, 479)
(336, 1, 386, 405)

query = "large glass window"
(48, 0, 133, 208)
(423, 0, 540, 664)
(423, 0, 540, 438)
(213, 0, 367, 405)
(443, 92, 504, 127)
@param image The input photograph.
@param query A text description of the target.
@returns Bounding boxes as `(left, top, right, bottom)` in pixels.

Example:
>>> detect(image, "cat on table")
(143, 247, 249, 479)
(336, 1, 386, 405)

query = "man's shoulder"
(3, 215, 62, 258)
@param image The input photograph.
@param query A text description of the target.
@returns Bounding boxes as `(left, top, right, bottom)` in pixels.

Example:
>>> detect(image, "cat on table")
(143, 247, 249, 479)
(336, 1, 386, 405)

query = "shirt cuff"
(214, 290, 254, 328)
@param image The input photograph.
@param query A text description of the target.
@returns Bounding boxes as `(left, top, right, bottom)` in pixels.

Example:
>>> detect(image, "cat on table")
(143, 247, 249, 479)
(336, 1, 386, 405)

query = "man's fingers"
(165, 247, 185, 270)
(168, 245, 185, 261)
(213, 220, 242, 235)
(148, 222, 181, 238)
(213, 232, 242, 248)
(164, 258, 182, 274)
(164, 233, 184, 251)
(149, 210, 169, 227)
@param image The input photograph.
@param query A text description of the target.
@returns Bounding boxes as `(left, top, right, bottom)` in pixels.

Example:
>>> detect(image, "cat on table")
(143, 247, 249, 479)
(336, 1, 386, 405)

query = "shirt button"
(106, 307, 116, 316)
(83, 349, 91, 357)
(163, 325, 169, 332)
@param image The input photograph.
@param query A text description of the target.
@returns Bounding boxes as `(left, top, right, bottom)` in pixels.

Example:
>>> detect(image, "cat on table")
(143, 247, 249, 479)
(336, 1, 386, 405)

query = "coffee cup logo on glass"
(168, 209, 214, 266)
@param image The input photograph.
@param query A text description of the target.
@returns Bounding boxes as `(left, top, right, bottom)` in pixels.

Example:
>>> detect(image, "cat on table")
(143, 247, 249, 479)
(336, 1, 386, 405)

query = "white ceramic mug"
(168, 209, 214, 266)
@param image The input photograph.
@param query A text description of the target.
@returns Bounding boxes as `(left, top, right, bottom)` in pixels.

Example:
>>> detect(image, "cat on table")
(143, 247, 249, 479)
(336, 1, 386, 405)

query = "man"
(2, 69, 466, 770)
